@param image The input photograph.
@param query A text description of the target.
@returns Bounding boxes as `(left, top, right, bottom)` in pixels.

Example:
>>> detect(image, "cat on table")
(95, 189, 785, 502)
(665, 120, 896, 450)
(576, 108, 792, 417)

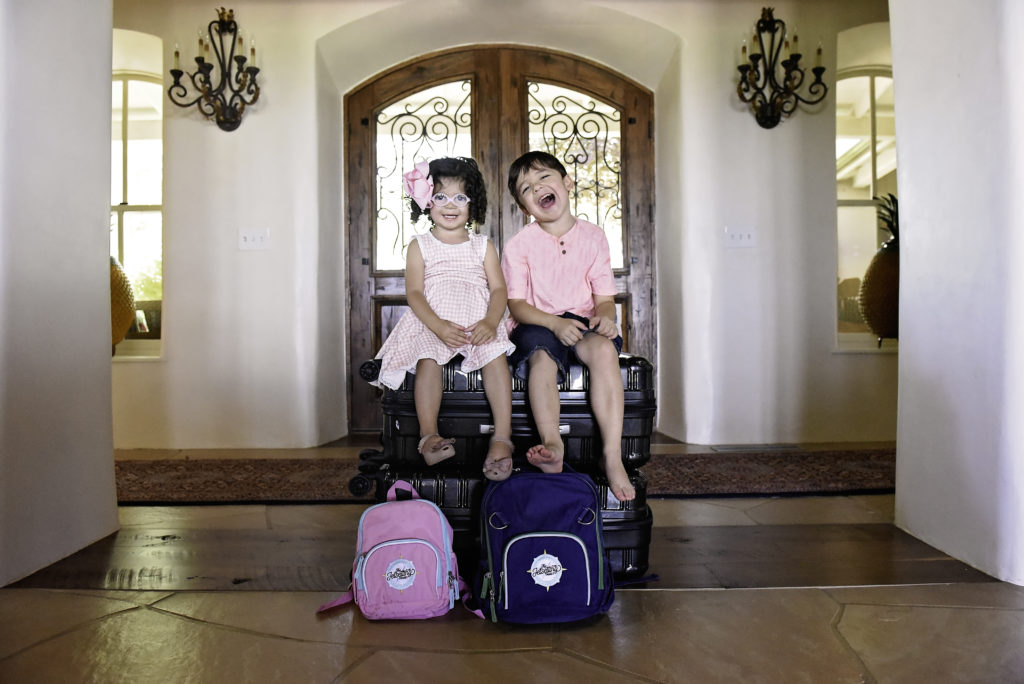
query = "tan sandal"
(482, 436, 514, 481)
(418, 434, 456, 465)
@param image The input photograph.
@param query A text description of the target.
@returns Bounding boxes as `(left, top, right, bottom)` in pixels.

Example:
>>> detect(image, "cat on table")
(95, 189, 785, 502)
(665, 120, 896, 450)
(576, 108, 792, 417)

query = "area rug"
(641, 449, 895, 497)
(115, 448, 895, 504)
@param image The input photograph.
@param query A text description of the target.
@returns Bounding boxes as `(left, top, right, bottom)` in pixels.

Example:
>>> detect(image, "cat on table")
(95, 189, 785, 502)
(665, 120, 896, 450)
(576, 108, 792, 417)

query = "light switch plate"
(239, 228, 271, 250)
(723, 225, 756, 248)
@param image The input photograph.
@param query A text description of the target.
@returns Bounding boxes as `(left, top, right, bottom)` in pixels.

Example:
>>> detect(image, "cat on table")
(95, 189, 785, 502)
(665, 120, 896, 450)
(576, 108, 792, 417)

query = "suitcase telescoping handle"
(479, 424, 570, 435)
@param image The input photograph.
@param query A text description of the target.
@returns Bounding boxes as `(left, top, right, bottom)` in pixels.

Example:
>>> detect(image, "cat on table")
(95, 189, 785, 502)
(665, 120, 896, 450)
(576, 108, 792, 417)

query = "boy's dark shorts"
(508, 311, 623, 383)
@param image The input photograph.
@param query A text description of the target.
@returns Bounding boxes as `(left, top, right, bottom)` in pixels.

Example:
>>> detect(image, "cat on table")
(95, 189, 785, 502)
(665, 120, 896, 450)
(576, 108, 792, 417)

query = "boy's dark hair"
(507, 151, 568, 210)
(410, 156, 488, 228)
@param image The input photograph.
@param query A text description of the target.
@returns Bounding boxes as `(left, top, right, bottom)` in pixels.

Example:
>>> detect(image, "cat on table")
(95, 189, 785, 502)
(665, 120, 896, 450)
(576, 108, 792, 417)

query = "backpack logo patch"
(385, 557, 417, 591)
(528, 552, 564, 589)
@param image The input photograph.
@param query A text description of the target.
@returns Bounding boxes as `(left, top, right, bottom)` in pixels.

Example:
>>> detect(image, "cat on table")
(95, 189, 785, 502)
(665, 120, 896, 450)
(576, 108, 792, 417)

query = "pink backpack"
(317, 480, 464, 620)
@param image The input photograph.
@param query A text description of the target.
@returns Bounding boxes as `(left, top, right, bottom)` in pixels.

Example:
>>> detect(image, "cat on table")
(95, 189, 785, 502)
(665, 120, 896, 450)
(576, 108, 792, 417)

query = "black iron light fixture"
(168, 7, 260, 131)
(737, 7, 827, 129)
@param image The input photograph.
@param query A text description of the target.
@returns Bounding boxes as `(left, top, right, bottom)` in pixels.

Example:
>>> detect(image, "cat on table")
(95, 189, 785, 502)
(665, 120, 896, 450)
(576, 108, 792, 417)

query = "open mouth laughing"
(538, 192, 556, 209)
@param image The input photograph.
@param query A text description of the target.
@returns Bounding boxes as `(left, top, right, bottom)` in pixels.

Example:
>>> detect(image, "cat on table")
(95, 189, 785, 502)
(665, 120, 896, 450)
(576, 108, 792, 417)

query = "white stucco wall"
(110, 0, 895, 448)
(111, 1, 364, 447)
(890, 0, 1024, 584)
(661, 0, 894, 444)
(0, 0, 119, 586)
(837, 21, 892, 71)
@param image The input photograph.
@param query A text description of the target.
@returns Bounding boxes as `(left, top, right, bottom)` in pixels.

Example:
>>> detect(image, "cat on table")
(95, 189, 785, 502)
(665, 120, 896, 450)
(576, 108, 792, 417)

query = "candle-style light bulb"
(197, 29, 204, 61)
(173, 42, 180, 70)
(816, 42, 822, 67)
(792, 29, 799, 54)
(250, 37, 257, 69)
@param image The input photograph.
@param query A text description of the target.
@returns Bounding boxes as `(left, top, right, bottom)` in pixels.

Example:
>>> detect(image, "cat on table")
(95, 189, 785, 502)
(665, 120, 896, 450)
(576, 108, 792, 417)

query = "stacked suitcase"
(353, 354, 656, 581)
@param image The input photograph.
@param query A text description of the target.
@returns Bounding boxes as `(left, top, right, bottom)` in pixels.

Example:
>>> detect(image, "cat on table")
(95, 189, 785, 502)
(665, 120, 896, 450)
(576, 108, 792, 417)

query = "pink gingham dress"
(373, 230, 515, 390)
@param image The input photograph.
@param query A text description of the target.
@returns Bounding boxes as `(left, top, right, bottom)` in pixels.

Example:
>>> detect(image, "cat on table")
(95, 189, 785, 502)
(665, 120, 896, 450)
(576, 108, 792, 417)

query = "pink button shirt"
(501, 218, 616, 327)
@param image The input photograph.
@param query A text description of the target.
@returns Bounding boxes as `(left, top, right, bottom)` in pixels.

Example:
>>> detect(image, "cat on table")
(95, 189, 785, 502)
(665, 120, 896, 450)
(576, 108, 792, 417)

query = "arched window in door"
(527, 82, 624, 268)
(375, 80, 473, 271)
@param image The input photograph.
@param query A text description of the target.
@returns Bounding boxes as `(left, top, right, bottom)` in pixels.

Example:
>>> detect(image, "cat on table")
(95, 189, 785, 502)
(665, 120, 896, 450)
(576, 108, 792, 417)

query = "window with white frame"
(112, 30, 163, 353)
(835, 68, 898, 350)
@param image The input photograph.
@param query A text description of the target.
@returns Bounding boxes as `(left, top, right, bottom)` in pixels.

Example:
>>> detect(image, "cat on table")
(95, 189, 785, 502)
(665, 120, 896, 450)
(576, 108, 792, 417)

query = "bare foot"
(605, 458, 636, 502)
(418, 434, 456, 466)
(482, 437, 513, 481)
(526, 442, 564, 473)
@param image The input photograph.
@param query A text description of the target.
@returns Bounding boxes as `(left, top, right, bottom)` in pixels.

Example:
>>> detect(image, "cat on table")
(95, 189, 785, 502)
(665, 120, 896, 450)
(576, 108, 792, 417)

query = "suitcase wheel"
(359, 359, 382, 382)
(348, 474, 374, 497)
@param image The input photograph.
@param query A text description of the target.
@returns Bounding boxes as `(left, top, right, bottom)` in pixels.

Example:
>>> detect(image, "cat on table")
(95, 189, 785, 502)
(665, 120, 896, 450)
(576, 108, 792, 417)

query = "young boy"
(501, 151, 635, 502)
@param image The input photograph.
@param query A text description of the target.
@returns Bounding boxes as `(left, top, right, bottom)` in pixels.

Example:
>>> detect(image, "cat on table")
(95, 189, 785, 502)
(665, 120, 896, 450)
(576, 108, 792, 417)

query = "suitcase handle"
(479, 424, 570, 435)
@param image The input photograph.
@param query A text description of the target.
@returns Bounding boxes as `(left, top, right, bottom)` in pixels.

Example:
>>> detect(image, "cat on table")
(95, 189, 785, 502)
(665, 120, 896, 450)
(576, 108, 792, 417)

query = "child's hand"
(466, 320, 496, 345)
(588, 315, 618, 339)
(432, 320, 470, 349)
(552, 316, 588, 346)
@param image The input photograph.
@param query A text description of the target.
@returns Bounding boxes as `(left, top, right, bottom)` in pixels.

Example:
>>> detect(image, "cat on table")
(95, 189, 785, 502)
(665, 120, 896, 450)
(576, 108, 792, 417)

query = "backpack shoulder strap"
(459, 576, 485, 619)
(316, 590, 354, 614)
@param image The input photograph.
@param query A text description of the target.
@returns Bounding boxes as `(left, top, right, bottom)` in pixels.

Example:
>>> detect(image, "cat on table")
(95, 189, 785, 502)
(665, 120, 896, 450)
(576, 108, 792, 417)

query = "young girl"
(372, 157, 515, 481)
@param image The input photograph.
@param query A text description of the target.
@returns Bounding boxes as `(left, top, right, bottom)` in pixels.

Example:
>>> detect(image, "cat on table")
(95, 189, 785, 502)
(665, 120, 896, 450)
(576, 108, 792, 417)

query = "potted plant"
(857, 193, 899, 346)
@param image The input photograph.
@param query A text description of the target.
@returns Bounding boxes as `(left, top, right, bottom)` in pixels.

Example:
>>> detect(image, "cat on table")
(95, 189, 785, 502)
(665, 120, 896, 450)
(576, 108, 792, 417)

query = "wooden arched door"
(346, 47, 655, 432)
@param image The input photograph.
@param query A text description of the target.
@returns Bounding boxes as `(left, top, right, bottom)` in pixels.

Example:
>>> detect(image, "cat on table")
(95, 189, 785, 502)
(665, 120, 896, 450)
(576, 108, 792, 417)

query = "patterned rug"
(115, 448, 895, 504)
(641, 449, 895, 497)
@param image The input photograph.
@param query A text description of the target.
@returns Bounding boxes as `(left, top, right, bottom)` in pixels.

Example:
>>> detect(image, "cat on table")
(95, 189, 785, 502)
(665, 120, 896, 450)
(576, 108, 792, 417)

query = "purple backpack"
(317, 480, 463, 620)
(475, 467, 615, 623)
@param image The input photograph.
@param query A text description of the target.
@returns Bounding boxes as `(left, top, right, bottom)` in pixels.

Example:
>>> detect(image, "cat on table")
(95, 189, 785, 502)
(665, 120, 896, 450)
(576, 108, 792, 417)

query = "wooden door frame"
(345, 46, 655, 433)
(498, 49, 656, 357)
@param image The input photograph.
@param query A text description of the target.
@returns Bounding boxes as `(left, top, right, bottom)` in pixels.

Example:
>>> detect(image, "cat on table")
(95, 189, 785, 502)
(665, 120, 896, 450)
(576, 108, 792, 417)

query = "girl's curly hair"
(409, 156, 488, 229)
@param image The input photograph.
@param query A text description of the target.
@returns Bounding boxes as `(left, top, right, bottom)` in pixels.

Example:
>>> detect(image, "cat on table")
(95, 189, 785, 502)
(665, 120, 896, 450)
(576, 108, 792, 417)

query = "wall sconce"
(167, 8, 260, 131)
(736, 7, 827, 129)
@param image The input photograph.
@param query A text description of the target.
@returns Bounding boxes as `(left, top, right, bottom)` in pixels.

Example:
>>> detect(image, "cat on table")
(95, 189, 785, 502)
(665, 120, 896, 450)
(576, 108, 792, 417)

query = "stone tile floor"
(3, 494, 1023, 682)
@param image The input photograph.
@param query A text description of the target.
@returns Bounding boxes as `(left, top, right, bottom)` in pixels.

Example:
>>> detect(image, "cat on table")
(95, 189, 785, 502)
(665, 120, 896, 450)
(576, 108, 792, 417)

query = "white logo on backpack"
(385, 558, 417, 591)
(528, 552, 564, 589)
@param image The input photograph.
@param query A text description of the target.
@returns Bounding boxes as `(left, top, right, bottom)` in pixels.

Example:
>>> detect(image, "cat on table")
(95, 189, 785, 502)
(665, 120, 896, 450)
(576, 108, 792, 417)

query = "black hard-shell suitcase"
(363, 354, 655, 472)
(374, 467, 652, 581)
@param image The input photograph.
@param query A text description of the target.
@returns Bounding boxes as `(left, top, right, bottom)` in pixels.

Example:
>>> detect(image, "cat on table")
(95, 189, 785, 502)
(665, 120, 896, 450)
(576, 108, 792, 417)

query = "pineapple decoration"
(858, 194, 899, 346)
(110, 256, 136, 355)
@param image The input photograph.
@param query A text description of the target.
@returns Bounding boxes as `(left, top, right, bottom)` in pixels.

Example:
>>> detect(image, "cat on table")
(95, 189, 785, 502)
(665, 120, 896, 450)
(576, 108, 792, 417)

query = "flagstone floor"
(3, 492, 1023, 683)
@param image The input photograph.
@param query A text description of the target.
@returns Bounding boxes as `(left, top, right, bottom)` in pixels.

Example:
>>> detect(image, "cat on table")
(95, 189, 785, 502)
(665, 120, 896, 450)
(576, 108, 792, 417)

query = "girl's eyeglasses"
(431, 192, 471, 207)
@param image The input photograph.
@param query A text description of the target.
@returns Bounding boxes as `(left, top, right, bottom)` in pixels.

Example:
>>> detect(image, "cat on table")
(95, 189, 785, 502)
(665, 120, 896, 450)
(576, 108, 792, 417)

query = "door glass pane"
(835, 76, 872, 200)
(836, 205, 878, 333)
(111, 80, 124, 205)
(374, 80, 472, 271)
(123, 211, 163, 301)
(526, 82, 623, 268)
(126, 80, 163, 205)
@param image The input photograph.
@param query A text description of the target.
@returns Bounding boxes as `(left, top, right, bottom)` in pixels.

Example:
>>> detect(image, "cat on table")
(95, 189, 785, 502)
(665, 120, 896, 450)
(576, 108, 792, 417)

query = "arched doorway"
(346, 47, 655, 431)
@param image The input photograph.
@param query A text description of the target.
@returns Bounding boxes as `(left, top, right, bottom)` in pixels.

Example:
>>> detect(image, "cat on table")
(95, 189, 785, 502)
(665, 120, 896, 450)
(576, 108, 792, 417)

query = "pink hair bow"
(403, 162, 434, 211)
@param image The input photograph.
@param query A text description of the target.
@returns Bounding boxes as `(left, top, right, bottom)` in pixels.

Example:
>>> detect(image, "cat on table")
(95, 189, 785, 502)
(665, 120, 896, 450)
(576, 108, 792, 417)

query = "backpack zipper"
(502, 532, 591, 609)
(355, 538, 443, 597)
